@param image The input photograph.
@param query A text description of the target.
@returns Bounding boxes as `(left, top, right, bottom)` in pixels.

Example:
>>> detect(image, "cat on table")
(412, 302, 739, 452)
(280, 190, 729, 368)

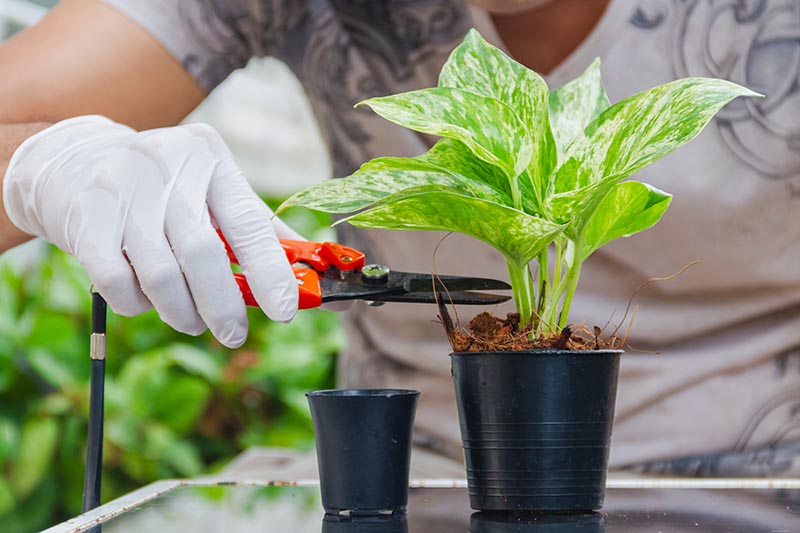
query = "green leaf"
(165, 344, 222, 383)
(10, 417, 58, 499)
(151, 375, 210, 433)
(555, 78, 760, 193)
(579, 181, 672, 261)
(545, 174, 624, 239)
(418, 134, 542, 216)
(344, 186, 563, 264)
(0, 350, 12, 394)
(358, 87, 532, 179)
(279, 163, 497, 215)
(39, 393, 73, 416)
(548, 58, 610, 160)
(256, 311, 337, 388)
(0, 417, 19, 464)
(1, 475, 57, 533)
(120, 450, 158, 482)
(279, 137, 533, 218)
(117, 355, 169, 417)
(369, 139, 513, 205)
(145, 426, 203, 477)
(27, 348, 80, 389)
(439, 28, 555, 202)
(25, 314, 87, 387)
(0, 477, 15, 515)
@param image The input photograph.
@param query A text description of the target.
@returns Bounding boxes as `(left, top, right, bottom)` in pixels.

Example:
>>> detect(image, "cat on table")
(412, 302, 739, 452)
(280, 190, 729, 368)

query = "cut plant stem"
(535, 248, 549, 330)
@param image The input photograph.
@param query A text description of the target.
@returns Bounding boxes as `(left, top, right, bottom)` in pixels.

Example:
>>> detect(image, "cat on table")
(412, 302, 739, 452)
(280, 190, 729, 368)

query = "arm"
(0, 0, 205, 253)
(0, 0, 204, 128)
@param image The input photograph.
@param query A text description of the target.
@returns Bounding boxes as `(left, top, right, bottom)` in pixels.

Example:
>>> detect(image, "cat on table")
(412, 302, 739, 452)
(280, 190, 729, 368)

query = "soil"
(438, 304, 622, 352)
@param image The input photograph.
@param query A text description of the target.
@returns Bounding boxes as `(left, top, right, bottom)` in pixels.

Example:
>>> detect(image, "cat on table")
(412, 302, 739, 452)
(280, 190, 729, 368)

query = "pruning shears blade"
(320, 269, 510, 306)
(403, 274, 512, 293)
(368, 290, 511, 305)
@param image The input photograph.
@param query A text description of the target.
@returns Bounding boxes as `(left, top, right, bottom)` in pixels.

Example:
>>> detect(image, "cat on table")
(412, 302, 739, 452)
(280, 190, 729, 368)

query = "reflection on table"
(79, 482, 800, 533)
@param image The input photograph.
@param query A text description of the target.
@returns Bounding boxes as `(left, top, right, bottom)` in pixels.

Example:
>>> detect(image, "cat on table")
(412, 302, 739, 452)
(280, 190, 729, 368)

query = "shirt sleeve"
(101, 0, 307, 93)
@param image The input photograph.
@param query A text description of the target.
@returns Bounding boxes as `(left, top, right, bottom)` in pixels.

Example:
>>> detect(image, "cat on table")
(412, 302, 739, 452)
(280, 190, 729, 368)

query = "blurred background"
(0, 2, 340, 531)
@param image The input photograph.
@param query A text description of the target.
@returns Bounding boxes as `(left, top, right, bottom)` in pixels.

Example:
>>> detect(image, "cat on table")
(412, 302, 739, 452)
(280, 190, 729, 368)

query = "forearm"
(0, 123, 50, 252)
(0, 0, 204, 129)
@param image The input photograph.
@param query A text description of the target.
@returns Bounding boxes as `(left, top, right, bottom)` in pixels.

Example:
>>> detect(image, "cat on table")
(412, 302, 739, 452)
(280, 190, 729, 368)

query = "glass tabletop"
(69, 483, 800, 532)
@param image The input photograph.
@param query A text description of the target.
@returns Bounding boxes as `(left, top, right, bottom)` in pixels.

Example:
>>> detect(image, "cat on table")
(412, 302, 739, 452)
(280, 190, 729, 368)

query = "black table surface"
(81, 483, 800, 532)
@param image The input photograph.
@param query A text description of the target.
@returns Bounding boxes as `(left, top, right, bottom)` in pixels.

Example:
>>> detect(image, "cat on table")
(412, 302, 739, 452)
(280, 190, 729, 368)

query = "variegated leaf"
(579, 181, 672, 261)
(548, 58, 610, 160)
(344, 186, 563, 264)
(366, 140, 512, 206)
(278, 168, 466, 214)
(411, 139, 542, 215)
(555, 78, 760, 193)
(358, 87, 532, 180)
(545, 175, 620, 227)
(439, 28, 556, 202)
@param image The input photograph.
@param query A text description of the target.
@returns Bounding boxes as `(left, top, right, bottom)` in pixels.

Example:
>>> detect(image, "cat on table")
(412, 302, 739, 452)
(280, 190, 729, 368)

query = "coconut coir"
(439, 307, 620, 352)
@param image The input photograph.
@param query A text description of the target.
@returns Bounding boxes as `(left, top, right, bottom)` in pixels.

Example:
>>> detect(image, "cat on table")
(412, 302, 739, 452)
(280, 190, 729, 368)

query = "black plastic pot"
(470, 511, 605, 532)
(322, 513, 408, 533)
(451, 350, 621, 512)
(307, 389, 419, 515)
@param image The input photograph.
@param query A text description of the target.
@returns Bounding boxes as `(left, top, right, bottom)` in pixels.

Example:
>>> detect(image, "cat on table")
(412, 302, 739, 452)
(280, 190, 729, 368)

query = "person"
(1, 0, 799, 478)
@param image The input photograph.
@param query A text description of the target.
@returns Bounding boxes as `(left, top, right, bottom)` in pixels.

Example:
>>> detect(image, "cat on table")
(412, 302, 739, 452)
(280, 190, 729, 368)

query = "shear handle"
(218, 230, 365, 271)
(217, 230, 365, 310)
(233, 268, 322, 309)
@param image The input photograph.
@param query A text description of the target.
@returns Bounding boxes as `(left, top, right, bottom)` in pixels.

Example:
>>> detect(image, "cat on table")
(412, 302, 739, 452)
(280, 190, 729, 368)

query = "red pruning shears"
(218, 232, 511, 309)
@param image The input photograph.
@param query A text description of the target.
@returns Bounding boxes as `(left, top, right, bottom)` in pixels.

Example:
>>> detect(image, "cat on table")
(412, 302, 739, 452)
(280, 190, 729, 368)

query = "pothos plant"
(279, 29, 759, 336)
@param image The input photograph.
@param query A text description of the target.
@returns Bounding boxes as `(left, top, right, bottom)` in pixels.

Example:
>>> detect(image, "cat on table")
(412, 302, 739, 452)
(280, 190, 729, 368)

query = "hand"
(2, 116, 300, 347)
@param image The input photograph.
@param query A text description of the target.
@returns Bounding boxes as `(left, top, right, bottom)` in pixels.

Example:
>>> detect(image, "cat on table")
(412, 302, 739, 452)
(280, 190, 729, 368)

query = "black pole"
(82, 292, 106, 513)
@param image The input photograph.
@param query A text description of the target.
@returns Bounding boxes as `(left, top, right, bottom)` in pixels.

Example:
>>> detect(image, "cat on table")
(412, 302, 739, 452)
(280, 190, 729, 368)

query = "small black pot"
(307, 389, 419, 515)
(451, 350, 621, 512)
(470, 511, 605, 532)
(322, 513, 408, 533)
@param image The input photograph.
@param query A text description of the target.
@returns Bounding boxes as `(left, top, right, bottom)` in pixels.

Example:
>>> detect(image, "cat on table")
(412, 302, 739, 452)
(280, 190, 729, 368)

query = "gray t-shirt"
(103, 0, 800, 476)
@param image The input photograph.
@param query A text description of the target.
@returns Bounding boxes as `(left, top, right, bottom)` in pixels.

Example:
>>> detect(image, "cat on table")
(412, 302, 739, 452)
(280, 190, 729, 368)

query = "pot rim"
(450, 348, 623, 356)
(306, 388, 420, 398)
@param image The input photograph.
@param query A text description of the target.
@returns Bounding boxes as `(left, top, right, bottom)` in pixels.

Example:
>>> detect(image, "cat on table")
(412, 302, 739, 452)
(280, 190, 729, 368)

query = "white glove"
(3, 115, 300, 348)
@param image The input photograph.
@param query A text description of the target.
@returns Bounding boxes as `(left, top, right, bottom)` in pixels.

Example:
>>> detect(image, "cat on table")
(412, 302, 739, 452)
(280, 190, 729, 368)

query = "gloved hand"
(3, 115, 300, 348)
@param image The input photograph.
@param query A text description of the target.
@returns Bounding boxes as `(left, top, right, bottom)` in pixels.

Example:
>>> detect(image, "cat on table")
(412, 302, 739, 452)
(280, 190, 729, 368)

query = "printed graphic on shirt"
(632, 0, 800, 179)
(281, 1, 470, 176)
(621, 0, 800, 477)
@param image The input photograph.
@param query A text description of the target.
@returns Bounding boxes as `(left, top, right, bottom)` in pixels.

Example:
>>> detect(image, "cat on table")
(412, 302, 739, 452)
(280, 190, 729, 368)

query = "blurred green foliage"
(0, 204, 343, 532)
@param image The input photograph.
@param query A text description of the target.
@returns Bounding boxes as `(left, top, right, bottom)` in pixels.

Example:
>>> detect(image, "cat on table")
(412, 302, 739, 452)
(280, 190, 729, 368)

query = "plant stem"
(505, 258, 535, 328)
(532, 249, 550, 330)
(551, 238, 564, 299)
(536, 247, 549, 326)
(558, 253, 583, 329)
(535, 276, 546, 331)
(511, 187, 521, 210)
(539, 238, 564, 331)
(509, 174, 522, 211)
